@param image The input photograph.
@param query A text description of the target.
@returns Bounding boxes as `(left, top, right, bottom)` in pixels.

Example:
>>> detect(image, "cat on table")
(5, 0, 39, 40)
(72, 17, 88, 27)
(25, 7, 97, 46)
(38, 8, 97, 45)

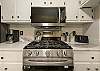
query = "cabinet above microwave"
(31, 7, 66, 26)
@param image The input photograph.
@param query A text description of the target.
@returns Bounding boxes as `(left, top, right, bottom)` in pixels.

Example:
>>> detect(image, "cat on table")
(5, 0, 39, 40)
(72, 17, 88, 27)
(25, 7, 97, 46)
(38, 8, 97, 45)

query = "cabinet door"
(66, 0, 79, 22)
(1, 0, 16, 22)
(2, 63, 22, 71)
(16, 0, 31, 22)
(0, 51, 22, 62)
(79, 8, 93, 22)
(3, 51, 22, 62)
(74, 63, 92, 71)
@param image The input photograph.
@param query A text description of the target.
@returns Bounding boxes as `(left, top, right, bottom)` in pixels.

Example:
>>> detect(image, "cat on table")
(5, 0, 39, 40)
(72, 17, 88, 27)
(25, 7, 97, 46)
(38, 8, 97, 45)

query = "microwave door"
(31, 7, 59, 23)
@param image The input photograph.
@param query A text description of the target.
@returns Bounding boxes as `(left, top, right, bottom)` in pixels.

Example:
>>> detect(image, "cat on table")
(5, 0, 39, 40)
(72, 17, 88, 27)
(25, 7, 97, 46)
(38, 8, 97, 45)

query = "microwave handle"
(58, 8, 60, 23)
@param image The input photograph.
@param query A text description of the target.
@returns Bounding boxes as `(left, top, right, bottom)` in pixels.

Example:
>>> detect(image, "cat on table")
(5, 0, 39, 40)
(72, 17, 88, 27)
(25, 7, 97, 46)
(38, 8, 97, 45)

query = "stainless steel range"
(23, 37, 73, 71)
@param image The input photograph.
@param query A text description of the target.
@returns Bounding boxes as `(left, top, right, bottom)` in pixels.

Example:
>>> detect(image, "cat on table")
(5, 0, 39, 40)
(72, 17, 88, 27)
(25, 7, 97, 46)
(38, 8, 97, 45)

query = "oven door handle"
(28, 59, 68, 62)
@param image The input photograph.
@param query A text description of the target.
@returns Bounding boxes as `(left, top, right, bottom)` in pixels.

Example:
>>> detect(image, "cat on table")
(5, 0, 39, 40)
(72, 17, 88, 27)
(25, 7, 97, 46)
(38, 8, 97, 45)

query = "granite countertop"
(70, 44, 100, 51)
(0, 41, 100, 51)
(0, 41, 30, 50)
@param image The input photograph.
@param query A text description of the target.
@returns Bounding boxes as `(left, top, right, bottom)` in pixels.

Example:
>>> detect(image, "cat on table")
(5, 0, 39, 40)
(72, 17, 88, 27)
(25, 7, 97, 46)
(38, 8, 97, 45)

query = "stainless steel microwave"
(31, 7, 66, 26)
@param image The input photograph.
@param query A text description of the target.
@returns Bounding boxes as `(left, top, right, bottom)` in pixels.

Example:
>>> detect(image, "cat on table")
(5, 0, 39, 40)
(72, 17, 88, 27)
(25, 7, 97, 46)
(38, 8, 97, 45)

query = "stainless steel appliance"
(23, 37, 73, 71)
(31, 7, 66, 26)
(0, 23, 9, 43)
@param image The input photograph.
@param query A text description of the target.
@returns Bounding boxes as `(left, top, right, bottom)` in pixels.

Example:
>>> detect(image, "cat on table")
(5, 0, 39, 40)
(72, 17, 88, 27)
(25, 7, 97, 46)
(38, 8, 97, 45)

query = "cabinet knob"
(12, 16, 14, 19)
(92, 16, 94, 19)
(92, 9, 94, 12)
(1, 57, 3, 59)
(82, 16, 84, 18)
(64, 2, 65, 5)
(44, 2, 46, 4)
(31, 2, 32, 5)
(76, 16, 78, 19)
(50, 2, 52, 4)
(17, 16, 19, 18)
(95, 68, 99, 71)
(4, 68, 8, 70)
(91, 57, 94, 59)
(87, 68, 90, 70)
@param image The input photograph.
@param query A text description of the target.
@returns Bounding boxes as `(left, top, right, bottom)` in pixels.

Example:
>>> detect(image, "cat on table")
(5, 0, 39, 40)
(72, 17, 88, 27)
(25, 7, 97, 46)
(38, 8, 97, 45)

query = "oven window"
(24, 66, 73, 71)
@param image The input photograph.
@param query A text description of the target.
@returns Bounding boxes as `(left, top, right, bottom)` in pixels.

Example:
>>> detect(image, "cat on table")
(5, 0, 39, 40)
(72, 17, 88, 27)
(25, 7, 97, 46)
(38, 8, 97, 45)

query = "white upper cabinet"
(31, 0, 66, 7)
(79, 8, 94, 22)
(79, 0, 100, 8)
(0, 0, 94, 23)
(65, 0, 94, 23)
(1, 0, 31, 23)
(16, 0, 31, 22)
(66, 0, 79, 22)
(1, 0, 16, 22)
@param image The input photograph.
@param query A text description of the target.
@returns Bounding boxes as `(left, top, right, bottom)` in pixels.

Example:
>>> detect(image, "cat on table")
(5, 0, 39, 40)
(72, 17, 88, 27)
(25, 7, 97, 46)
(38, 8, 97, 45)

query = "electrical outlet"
(20, 31, 23, 35)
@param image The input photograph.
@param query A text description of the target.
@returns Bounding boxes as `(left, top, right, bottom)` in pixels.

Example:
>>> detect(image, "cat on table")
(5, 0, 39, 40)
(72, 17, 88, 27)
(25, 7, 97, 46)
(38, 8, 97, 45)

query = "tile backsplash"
(10, 23, 83, 41)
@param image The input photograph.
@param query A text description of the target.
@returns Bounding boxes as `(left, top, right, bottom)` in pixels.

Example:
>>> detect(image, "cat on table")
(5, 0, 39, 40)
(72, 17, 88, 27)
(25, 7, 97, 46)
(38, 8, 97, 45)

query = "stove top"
(24, 40, 72, 49)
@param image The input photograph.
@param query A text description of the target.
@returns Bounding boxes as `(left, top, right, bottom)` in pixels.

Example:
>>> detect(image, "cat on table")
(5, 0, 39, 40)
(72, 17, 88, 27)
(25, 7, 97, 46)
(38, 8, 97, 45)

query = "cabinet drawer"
(0, 51, 22, 62)
(2, 63, 22, 71)
(74, 51, 100, 62)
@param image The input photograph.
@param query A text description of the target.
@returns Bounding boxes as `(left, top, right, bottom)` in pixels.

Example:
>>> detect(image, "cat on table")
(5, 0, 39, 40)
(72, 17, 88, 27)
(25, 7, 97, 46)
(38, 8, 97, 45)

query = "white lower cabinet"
(74, 63, 100, 71)
(74, 50, 100, 71)
(0, 50, 23, 71)
(2, 63, 22, 71)
(74, 63, 92, 71)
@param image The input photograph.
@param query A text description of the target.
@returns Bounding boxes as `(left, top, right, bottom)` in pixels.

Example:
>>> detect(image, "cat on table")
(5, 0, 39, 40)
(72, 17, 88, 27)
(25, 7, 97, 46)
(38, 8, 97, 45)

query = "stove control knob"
(27, 50, 32, 56)
(64, 51, 67, 56)
(35, 51, 39, 56)
(45, 51, 50, 57)
(57, 50, 63, 57)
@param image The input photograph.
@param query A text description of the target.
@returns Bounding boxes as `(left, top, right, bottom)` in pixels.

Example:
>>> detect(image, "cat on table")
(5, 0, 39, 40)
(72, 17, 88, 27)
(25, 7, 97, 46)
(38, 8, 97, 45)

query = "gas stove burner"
(24, 40, 72, 49)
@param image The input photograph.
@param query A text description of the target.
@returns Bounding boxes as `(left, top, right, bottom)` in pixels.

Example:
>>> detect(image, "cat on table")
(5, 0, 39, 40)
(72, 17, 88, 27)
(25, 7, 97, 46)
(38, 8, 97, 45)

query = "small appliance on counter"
(0, 23, 9, 43)
(6, 29, 19, 43)
(74, 35, 89, 44)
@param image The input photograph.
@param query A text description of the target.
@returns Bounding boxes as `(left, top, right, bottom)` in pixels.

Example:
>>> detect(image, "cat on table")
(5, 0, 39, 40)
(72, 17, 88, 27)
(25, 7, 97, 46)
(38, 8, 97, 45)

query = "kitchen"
(0, 0, 100, 71)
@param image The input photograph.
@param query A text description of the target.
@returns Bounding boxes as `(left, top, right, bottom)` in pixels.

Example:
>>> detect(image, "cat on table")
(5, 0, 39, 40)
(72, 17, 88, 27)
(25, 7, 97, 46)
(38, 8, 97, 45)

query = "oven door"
(23, 65, 73, 71)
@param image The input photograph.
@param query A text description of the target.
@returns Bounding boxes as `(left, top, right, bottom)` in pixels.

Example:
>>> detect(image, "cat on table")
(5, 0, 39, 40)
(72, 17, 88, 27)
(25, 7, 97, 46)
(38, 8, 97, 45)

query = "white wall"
(83, 5, 100, 44)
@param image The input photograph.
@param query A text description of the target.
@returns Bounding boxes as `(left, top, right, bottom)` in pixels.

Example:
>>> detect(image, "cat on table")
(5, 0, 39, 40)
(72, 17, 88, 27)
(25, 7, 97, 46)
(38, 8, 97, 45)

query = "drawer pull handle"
(1, 57, 3, 59)
(95, 68, 99, 71)
(91, 57, 94, 59)
(5, 68, 8, 70)
(87, 68, 90, 70)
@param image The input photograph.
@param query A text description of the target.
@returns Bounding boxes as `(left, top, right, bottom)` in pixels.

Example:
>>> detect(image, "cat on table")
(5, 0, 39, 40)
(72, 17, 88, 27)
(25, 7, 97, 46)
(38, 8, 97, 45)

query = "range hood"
(31, 7, 66, 27)
(33, 26, 62, 31)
